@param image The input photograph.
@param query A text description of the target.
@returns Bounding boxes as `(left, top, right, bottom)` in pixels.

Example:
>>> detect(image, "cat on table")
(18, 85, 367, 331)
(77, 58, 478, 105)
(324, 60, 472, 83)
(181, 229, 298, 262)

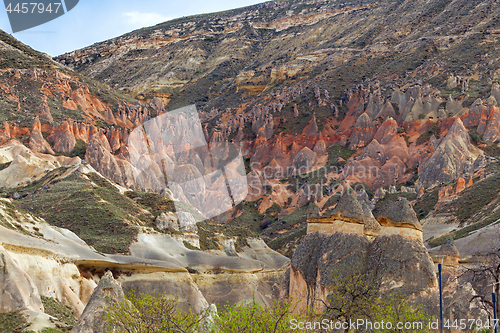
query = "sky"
(0, 0, 264, 56)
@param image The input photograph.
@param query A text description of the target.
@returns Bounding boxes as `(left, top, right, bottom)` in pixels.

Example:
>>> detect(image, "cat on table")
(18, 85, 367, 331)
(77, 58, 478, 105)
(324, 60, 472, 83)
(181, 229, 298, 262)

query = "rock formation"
(377, 198, 423, 242)
(0, 142, 79, 188)
(70, 271, 124, 333)
(28, 117, 54, 154)
(418, 118, 481, 188)
(0, 245, 43, 313)
(48, 120, 77, 154)
(289, 232, 437, 311)
(349, 113, 376, 149)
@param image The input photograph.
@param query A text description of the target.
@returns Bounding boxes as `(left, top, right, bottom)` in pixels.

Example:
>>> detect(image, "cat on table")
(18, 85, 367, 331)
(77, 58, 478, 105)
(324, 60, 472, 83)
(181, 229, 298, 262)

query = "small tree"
(468, 249, 500, 321)
(213, 299, 308, 333)
(105, 291, 202, 333)
(321, 264, 431, 333)
(374, 294, 431, 333)
(322, 264, 381, 329)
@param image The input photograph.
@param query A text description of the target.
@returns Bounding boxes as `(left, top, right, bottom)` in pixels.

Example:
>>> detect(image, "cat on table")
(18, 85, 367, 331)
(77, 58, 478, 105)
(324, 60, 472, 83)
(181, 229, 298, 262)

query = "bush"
(105, 291, 201, 333)
(214, 299, 307, 333)
(105, 291, 307, 333)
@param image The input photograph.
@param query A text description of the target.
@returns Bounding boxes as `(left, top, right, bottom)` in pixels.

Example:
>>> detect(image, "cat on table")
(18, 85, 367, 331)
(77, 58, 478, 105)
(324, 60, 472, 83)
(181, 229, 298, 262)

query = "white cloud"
(123, 12, 170, 27)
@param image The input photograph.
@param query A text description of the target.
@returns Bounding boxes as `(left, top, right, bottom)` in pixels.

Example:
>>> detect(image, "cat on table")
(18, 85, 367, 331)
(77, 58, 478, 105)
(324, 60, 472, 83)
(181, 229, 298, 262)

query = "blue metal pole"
(439, 263, 443, 333)
(493, 292, 498, 333)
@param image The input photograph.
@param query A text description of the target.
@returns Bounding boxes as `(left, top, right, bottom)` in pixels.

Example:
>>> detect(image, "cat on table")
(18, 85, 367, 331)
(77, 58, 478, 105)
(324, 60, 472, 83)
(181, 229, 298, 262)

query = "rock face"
(70, 271, 124, 333)
(377, 198, 423, 241)
(293, 147, 317, 172)
(429, 239, 460, 274)
(48, 121, 77, 154)
(156, 212, 179, 231)
(0, 142, 80, 188)
(0, 245, 43, 313)
(362, 202, 381, 238)
(307, 188, 366, 235)
(478, 106, 500, 145)
(289, 232, 437, 311)
(377, 198, 422, 230)
(28, 117, 54, 154)
(330, 188, 365, 222)
(349, 113, 376, 149)
(418, 118, 481, 188)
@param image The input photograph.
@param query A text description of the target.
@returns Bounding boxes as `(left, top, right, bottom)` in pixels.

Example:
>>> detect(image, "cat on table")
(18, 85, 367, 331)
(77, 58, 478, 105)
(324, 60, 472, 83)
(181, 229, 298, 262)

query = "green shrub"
(41, 296, 76, 332)
(105, 291, 201, 333)
(416, 122, 440, 145)
(0, 311, 30, 333)
(214, 299, 307, 333)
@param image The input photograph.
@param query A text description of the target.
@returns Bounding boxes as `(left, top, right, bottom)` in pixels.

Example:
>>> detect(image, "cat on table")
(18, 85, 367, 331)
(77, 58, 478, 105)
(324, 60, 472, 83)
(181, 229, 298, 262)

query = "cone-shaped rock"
(377, 198, 422, 231)
(330, 188, 365, 222)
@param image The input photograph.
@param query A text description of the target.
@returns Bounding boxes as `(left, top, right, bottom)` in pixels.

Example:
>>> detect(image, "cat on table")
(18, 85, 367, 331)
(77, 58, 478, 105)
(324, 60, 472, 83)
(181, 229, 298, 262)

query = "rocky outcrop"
(330, 188, 364, 222)
(28, 117, 54, 154)
(362, 202, 381, 238)
(377, 198, 422, 231)
(292, 147, 317, 173)
(289, 232, 437, 311)
(70, 271, 124, 333)
(377, 198, 423, 242)
(418, 118, 481, 188)
(0, 142, 80, 188)
(430, 240, 460, 273)
(0, 245, 43, 313)
(477, 106, 500, 145)
(349, 113, 376, 149)
(40, 98, 53, 123)
(85, 139, 138, 189)
(48, 120, 76, 154)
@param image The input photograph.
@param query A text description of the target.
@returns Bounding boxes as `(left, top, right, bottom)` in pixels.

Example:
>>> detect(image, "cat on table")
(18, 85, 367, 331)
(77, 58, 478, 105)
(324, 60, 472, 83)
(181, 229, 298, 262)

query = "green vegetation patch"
(41, 296, 76, 332)
(0, 162, 11, 171)
(51, 140, 87, 160)
(483, 145, 500, 158)
(0, 311, 30, 333)
(125, 191, 175, 218)
(413, 190, 439, 220)
(197, 219, 256, 252)
(15, 171, 156, 254)
(416, 122, 440, 146)
(440, 172, 500, 224)
(326, 144, 356, 169)
(469, 127, 484, 146)
(267, 225, 307, 258)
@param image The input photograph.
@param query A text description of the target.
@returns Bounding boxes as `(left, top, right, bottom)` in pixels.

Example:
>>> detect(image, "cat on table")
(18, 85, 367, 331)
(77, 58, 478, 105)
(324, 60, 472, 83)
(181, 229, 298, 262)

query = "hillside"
(53, 0, 500, 257)
(0, 1, 499, 330)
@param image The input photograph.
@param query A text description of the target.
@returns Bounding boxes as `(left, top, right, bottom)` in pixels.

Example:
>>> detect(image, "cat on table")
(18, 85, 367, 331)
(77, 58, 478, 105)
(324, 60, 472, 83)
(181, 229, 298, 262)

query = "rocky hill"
(52, 0, 500, 259)
(0, 0, 500, 330)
